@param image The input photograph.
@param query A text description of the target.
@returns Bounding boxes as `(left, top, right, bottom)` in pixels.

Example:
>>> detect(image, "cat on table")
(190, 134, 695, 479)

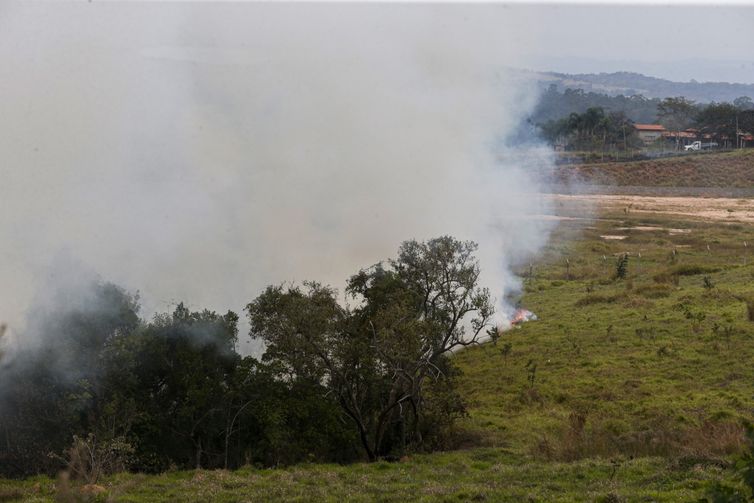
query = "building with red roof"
(634, 124, 667, 144)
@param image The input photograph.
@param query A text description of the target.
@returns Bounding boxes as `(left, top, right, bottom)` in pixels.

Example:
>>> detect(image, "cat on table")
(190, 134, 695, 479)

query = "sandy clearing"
(549, 194, 754, 223)
(616, 226, 692, 234)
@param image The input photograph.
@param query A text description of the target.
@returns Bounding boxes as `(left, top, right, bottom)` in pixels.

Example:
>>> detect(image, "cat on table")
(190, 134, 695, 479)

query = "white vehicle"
(684, 140, 719, 151)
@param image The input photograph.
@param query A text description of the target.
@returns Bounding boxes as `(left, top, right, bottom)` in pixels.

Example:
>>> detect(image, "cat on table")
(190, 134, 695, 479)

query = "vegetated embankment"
(554, 149, 754, 197)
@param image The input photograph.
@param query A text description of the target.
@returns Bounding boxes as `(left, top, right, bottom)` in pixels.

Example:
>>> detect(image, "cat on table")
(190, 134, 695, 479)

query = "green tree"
(0, 282, 140, 477)
(538, 117, 571, 146)
(0, 283, 361, 477)
(696, 102, 739, 147)
(539, 108, 639, 153)
(122, 304, 240, 470)
(657, 97, 697, 150)
(740, 110, 754, 142)
(247, 236, 494, 461)
(734, 96, 754, 111)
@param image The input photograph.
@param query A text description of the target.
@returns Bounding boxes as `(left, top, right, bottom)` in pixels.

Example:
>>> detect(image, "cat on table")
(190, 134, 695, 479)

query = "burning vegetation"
(510, 308, 538, 327)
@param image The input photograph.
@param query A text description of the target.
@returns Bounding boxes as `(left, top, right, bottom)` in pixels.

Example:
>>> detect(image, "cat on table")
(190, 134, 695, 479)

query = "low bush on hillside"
(671, 264, 722, 276)
(575, 293, 626, 306)
(635, 283, 673, 298)
(701, 424, 754, 502)
(534, 413, 746, 463)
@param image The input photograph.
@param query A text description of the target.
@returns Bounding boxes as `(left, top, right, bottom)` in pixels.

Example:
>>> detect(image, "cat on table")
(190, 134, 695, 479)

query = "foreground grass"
(3, 203, 754, 502)
(0, 450, 734, 502)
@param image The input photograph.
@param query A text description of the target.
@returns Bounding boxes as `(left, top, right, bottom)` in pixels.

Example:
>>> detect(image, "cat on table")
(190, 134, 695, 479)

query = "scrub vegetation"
(556, 148, 754, 188)
(456, 207, 754, 461)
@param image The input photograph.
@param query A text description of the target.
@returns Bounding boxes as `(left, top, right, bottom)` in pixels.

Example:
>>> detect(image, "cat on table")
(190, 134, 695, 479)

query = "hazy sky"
(1, 2, 753, 74)
(1, 2, 753, 80)
(525, 4, 754, 83)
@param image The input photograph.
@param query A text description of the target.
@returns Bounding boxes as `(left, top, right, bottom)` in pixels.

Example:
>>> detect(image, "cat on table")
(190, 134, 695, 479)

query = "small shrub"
(575, 293, 626, 307)
(569, 339, 581, 356)
(500, 342, 512, 363)
(615, 253, 629, 279)
(597, 493, 622, 503)
(671, 264, 721, 276)
(623, 296, 653, 309)
(525, 360, 537, 389)
(635, 327, 656, 340)
(730, 294, 754, 322)
(0, 488, 24, 502)
(636, 284, 672, 298)
(712, 324, 735, 350)
(51, 434, 134, 484)
(700, 423, 754, 502)
(487, 326, 500, 345)
(669, 248, 679, 264)
(702, 483, 748, 502)
(556, 411, 590, 461)
(657, 345, 674, 358)
(675, 303, 707, 332)
(531, 437, 554, 460)
(653, 271, 680, 286)
(745, 298, 754, 323)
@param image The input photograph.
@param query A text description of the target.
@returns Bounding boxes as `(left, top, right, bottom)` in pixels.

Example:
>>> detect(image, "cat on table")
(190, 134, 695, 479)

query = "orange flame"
(510, 308, 536, 326)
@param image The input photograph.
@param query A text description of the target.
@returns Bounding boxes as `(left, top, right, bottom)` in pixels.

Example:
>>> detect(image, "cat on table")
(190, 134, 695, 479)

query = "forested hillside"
(530, 86, 661, 124)
(531, 70, 754, 103)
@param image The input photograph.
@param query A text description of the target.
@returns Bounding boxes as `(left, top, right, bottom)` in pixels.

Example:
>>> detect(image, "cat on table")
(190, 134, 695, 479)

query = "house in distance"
(634, 123, 667, 144)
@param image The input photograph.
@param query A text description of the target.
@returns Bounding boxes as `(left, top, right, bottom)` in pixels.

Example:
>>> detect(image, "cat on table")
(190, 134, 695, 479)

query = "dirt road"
(549, 194, 754, 223)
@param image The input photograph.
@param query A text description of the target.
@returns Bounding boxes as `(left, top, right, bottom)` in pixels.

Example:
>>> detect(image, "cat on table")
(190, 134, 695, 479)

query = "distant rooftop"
(634, 124, 666, 131)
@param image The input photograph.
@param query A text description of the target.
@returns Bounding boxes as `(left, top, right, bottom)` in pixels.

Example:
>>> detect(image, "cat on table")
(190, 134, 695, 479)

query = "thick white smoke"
(0, 3, 556, 353)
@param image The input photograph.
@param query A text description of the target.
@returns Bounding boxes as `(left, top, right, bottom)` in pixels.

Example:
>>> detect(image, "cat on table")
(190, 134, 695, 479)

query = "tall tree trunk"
(409, 398, 423, 448)
(373, 386, 401, 458)
(361, 428, 376, 462)
(195, 437, 202, 470)
(339, 395, 375, 461)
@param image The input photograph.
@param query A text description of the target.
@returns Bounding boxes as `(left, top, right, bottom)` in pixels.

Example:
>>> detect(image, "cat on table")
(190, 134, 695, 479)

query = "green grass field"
(3, 201, 754, 502)
(456, 206, 754, 462)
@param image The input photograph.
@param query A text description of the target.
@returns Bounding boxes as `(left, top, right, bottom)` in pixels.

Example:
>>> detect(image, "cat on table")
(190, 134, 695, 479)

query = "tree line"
(0, 236, 495, 479)
(536, 93, 754, 152)
(531, 85, 662, 124)
(537, 107, 642, 152)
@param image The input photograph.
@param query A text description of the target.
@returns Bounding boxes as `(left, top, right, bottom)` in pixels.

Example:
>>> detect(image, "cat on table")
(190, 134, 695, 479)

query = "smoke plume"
(0, 3, 557, 354)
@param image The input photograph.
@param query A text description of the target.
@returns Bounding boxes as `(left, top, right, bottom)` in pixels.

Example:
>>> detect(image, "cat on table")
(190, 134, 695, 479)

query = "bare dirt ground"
(549, 193, 754, 223)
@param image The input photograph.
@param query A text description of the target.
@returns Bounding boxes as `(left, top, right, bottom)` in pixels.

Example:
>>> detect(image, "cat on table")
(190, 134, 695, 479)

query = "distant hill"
(521, 69, 754, 103)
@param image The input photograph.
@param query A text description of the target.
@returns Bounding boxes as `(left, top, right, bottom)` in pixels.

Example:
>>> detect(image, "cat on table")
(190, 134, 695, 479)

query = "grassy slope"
(3, 208, 754, 502)
(456, 211, 754, 457)
(555, 149, 754, 187)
